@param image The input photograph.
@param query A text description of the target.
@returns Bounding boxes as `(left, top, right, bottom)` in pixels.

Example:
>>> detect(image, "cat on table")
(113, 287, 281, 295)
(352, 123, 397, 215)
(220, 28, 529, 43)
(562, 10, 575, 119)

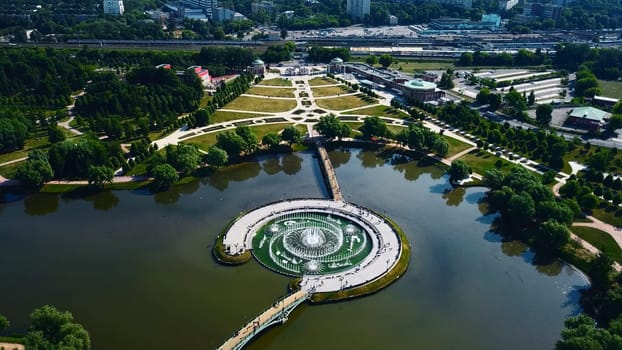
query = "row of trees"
(74, 67, 203, 139)
(458, 49, 549, 67)
(0, 305, 90, 350)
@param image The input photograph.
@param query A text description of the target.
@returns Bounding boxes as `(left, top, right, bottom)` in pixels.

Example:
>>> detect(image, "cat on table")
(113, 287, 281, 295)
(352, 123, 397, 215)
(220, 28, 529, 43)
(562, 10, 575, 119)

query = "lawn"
(311, 86, 353, 97)
(183, 123, 305, 151)
(308, 77, 338, 86)
(457, 149, 515, 176)
(350, 57, 457, 73)
(562, 143, 622, 174)
(223, 96, 296, 113)
(247, 86, 296, 98)
(572, 226, 622, 263)
(599, 79, 622, 99)
(592, 207, 622, 228)
(350, 105, 409, 119)
(0, 162, 21, 178)
(257, 78, 293, 87)
(443, 136, 473, 158)
(315, 94, 373, 111)
(212, 111, 269, 123)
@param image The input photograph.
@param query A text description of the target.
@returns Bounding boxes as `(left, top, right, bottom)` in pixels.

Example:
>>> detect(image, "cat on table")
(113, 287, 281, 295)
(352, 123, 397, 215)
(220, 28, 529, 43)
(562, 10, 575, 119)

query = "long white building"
(103, 0, 124, 15)
(346, 0, 370, 21)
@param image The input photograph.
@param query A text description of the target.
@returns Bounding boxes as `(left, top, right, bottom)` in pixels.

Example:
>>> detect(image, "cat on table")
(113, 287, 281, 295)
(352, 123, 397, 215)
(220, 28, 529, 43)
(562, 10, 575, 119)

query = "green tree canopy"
(378, 54, 393, 68)
(281, 125, 302, 145)
(262, 132, 281, 148)
(151, 163, 178, 190)
(15, 149, 54, 188)
(448, 160, 471, 183)
(25, 305, 90, 350)
(87, 165, 113, 188)
(359, 116, 388, 139)
(536, 104, 553, 126)
(206, 146, 228, 167)
(315, 114, 351, 140)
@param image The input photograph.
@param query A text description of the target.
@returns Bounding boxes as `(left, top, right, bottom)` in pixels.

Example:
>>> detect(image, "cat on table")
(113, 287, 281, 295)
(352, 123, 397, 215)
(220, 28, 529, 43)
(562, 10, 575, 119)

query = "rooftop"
(403, 79, 437, 90)
(568, 106, 609, 122)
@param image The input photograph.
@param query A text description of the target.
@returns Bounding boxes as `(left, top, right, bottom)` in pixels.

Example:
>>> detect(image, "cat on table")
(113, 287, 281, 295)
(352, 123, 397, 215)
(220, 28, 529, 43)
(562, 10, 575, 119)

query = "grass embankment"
(457, 149, 514, 175)
(308, 77, 338, 86)
(562, 144, 622, 174)
(316, 94, 374, 111)
(257, 78, 293, 87)
(311, 86, 353, 97)
(591, 207, 622, 228)
(349, 105, 409, 119)
(599, 79, 622, 99)
(213, 212, 252, 265)
(246, 87, 296, 98)
(309, 213, 410, 303)
(223, 96, 296, 113)
(0, 162, 21, 178)
(572, 226, 622, 263)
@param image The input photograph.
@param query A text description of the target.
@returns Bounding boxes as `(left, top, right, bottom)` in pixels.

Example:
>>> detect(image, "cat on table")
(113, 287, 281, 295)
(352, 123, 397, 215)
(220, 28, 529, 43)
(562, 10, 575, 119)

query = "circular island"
(216, 199, 409, 298)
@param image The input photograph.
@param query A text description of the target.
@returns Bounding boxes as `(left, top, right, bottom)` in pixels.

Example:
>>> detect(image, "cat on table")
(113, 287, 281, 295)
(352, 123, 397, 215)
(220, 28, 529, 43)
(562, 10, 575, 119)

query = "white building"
(103, 0, 124, 15)
(499, 0, 519, 10)
(388, 15, 398, 25)
(346, 0, 370, 21)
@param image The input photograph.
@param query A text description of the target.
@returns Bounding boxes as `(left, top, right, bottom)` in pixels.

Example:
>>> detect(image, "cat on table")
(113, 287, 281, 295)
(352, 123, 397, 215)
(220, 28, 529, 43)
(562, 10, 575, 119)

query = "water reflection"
(501, 240, 529, 257)
(90, 191, 120, 211)
(393, 160, 444, 182)
(281, 154, 302, 175)
(262, 157, 282, 175)
(357, 150, 387, 168)
(24, 193, 59, 216)
(204, 162, 262, 191)
(442, 187, 466, 207)
(328, 149, 351, 169)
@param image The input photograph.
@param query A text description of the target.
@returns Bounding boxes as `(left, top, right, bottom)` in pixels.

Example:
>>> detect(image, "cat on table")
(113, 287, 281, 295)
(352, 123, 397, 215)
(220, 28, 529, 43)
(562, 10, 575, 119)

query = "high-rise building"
(181, 0, 217, 18)
(103, 0, 124, 15)
(498, 0, 519, 11)
(346, 0, 370, 21)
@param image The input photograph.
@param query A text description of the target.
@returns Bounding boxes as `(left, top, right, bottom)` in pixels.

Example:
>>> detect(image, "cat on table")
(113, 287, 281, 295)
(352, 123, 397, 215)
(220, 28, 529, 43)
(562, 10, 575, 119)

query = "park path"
(0, 342, 24, 350)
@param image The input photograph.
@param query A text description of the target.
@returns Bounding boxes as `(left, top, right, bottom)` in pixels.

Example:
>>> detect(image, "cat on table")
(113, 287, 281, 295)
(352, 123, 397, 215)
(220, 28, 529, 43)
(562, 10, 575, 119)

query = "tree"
(281, 126, 302, 145)
(365, 55, 378, 65)
(216, 131, 247, 157)
(235, 126, 258, 153)
(359, 116, 388, 139)
(504, 89, 527, 112)
(280, 28, 288, 40)
(609, 114, 622, 132)
(483, 168, 504, 190)
(262, 132, 281, 149)
(0, 313, 9, 332)
(578, 193, 599, 209)
(438, 71, 454, 89)
(48, 123, 66, 143)
(315, 114, 350, 140)
(206, 146, 228, 167)
(167, 144, 200, 174)
(536, 104, 553, 126)
(25, 305, 90, 350)
(87, 165, 113, 188)
(448, 160, 471, 183)
(151, 164, 178, 190)
(536, 220, 570, 253)
(15, 150, 54, 188)
(378, 54, 393, 68)
(528, 91, 535, 105)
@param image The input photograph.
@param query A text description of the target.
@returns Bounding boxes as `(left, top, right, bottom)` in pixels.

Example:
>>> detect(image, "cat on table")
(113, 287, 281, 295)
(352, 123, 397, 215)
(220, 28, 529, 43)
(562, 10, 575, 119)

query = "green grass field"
(572, 226, 622, 263)
(457, 149, 515, 175)
(599, 79, 622, 99)
(247, 86, 296, 98)
(0, 162, 20, 178)
(350, 105, 409, 119)
(257, 78, 292, 87)
(562, 143, 622, 174)
(308, 77, 338, 86)
(311, 86, 352, 97)
(350, 57, 457, 73)
(316, 94, 373, 111)
(183, 123, 306, 151)
(592, 207, 622, 228)
(223, 96, 296, 113)
(443, 136, 473, 158)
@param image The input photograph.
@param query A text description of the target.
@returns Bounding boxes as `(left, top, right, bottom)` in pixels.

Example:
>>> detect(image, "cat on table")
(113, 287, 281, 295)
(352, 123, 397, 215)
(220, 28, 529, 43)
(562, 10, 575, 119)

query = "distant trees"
(365, 55, 378, 65)
(0, 116, 29, 153)
(575, 66, 601, 98)
(307, 47, 351, 62)
(378, 54, 394, 69)
(438, 70, 454, 89)
(476, 88, 501, 109)
(0, 313, 9, 332)
(262, 43, 295, 63)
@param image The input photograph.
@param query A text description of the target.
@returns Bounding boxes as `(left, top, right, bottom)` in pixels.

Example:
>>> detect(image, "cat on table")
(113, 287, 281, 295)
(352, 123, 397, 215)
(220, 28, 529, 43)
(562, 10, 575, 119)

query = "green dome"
(252, 58, 265, 65)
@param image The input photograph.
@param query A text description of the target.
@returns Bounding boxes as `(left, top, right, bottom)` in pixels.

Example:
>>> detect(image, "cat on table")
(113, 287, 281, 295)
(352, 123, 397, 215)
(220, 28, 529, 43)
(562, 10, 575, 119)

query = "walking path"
(313, 139, 343, 201)
(217, 290, 309, 350)
(0, 342, 24, 350)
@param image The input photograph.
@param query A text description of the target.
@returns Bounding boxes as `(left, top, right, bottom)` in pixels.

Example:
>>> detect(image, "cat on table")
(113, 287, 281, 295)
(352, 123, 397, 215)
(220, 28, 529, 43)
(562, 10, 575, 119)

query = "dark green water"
(0, 150, 588, 350)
